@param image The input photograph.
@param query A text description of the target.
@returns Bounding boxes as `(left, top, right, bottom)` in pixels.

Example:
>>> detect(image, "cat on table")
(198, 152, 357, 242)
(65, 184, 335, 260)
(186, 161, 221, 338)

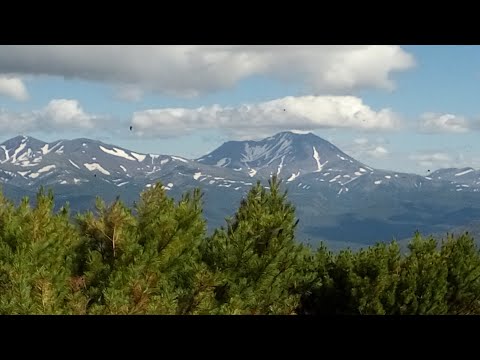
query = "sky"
(0, 45, 479, 175)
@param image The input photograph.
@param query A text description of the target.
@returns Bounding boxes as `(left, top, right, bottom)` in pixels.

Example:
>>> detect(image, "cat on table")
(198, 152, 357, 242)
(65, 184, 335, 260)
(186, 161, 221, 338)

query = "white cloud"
(0, 99, 101, 133)
(420, 113, 469, 133)
(409, 152, 454, 168)
(343, 138, 390, 161)
(367, 146, 389, 158)
(131, 95, 401, 139)
(0, 75, 28, 101)
(354, 137, 369, 145)
(39, 99, 96, 128)
(0, 45, 415, 96)
(409, 150, 480, 172)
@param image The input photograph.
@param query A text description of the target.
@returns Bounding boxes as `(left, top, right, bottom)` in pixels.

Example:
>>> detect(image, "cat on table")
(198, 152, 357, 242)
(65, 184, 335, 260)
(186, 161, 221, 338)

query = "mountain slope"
(197, 131, 370, 180)
(1, 131, 480, 249)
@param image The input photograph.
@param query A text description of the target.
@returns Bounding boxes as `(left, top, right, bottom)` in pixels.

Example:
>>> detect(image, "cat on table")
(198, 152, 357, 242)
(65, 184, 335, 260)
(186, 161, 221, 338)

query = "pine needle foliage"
(0, 181, 480, 315)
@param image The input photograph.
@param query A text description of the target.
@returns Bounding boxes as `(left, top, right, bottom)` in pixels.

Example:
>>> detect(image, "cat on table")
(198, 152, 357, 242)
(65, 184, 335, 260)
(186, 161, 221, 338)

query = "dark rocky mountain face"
(2, 132, 480, 249)
(196, 131, 369, 180)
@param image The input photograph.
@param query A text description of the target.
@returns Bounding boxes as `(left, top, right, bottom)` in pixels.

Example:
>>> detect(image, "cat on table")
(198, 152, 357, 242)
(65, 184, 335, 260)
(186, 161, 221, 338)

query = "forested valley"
(0, 176, 479, 315)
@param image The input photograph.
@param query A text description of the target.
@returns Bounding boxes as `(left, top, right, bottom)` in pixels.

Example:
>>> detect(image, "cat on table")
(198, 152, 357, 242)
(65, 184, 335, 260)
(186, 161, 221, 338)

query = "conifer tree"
(395, 233, 448, 315)
(440, 232, 480, 314)
(201, 175, 312, 314)
(0, 188, 80, 314)
(74, 183, 214, 314)
(299, 242, 401, 315)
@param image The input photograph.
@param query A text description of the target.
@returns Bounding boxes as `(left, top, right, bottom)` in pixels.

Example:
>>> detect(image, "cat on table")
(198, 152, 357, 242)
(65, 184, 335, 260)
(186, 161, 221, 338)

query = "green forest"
(0, 176, 479, 315)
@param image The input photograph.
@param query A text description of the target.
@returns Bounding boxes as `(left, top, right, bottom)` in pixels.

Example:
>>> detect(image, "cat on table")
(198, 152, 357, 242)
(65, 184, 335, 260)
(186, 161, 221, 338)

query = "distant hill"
(2, 132, 480, 248)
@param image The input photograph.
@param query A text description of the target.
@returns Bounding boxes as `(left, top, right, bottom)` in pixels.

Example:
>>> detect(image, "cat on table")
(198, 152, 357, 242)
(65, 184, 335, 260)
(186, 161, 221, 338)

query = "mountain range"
(1, 131, 480, 250)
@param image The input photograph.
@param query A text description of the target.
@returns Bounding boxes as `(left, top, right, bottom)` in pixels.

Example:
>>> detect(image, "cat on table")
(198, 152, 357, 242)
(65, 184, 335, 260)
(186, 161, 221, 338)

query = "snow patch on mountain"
(69, 159, 80, 169)
(149, 154, 159, 165)
(193, 172, 202, 180)
(40, 144, 49, 155)
(242, 136, 293, 165)
(0, 145, 9, 162)
(119, 165, 127, 172)
(17, 150, 30, 162)
(287, 172, 300, 182)
(216, 158, 230, 167)
(249, 169, 257, 177)
(99, 146, 136, 161)
(330, 175, 341, 183)
(277, 156, 285, 176)
(11, 142, 26, 163)
(84, 163, 111, 175)
(342, 177, 359, 186)
(171, 156, 188, 163)
(40, 141, 62, 156)
(312, 146, 325, 172)
(455, 169, 474, 176)
(131, 152, 146, 162)
(38, 165, 56, 173)
(242, 143, 269, 163)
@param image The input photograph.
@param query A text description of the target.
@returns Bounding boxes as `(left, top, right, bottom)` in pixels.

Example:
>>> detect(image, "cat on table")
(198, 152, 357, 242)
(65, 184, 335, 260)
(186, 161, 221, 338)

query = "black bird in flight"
(129, 126, 133, 131)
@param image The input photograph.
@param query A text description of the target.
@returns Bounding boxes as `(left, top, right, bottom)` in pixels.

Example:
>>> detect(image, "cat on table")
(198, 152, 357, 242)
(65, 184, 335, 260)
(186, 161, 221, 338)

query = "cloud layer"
(0, 99, 101, 133)
(0, 45, 415, 97)
(131, 95, 401, 138)
(0, 75, 28, 101)
(342, 137, 391, 162)
(408, 151, 480, 170)
(367, 145, 389, 158)
(420, 112, 470, 133)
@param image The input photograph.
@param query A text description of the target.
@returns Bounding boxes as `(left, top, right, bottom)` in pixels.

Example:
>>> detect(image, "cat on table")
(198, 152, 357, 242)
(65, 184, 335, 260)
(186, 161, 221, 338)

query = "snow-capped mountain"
(0, 135, 256, 194)
(1, 131, 480, 248)
(429, 167, 480, 189)
(197, 131, 370, 180)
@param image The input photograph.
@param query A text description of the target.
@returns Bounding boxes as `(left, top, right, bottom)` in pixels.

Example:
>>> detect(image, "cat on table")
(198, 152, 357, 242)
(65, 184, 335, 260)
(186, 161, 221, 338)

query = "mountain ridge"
(1, 131, 480, 248)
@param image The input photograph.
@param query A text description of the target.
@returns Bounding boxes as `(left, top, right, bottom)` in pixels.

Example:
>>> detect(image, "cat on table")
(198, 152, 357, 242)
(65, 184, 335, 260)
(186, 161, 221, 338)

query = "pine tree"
(299, 242, 401, 315)
(201, 175, 311, 314)
(74, 183, 213, 314)
(440, 232, 480, 314)
(75, 196, 138, 313)
(0, 188, 80, 314)
(395, 232, 448, 315)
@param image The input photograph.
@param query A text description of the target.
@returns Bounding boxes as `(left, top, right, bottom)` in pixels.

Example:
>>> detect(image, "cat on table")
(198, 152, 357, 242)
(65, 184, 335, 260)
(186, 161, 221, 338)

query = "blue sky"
(0, 45, 479, 174)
